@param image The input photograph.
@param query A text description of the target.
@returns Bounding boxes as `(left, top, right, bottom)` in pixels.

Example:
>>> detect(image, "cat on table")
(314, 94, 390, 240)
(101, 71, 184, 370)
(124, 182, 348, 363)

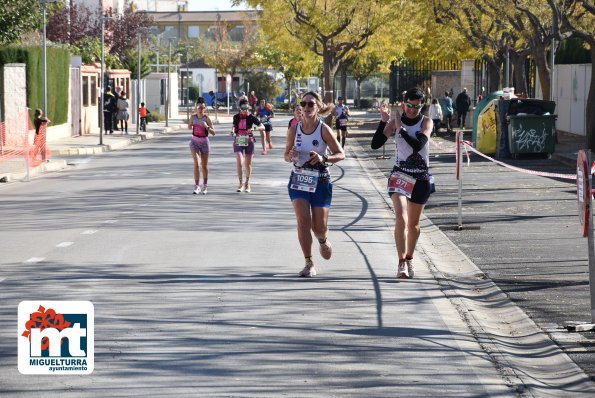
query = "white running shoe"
(237, 183, 244, 192)
(319, 240, 332, 260)
(397, 261, 409, 279)
(406, 258, 415, 278)
(299, 263, 317, 277)
(193, 185, 201, 194)
(201, 186, 208, 195)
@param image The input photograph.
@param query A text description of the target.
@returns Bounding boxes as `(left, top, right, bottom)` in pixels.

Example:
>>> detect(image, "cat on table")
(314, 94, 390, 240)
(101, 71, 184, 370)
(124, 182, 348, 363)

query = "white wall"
(536, 63, 591, 136)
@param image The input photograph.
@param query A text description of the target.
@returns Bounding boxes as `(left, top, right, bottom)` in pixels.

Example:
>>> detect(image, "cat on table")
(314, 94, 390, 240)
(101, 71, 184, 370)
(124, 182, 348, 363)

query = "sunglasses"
(300, 101, 316, 108)
(240, 106, 249, 110)
(405, 102, 423, 110)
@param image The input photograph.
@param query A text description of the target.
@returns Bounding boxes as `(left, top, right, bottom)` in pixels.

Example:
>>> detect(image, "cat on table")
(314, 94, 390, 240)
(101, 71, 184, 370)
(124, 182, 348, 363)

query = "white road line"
(81, 230, 98, 235)
(103, 219, 118, 224)
(56, 242, 74, 248)
(24, 257, 45, 263)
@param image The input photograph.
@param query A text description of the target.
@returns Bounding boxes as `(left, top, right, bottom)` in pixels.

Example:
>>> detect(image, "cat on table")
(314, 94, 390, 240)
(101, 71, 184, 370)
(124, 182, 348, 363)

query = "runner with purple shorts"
(231, 99, 264, 193)
(189, 97, 215, 195)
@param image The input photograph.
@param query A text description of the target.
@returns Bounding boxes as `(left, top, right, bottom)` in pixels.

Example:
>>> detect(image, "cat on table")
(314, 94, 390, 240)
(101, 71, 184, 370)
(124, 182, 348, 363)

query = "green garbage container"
(507, 114, 557, 158)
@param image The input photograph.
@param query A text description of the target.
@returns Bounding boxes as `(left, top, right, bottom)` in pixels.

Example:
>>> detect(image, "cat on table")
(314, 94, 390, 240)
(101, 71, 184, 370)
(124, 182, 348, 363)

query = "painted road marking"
(56, 242, 74, 248)
(24, 258, 45, 263)
(81, 230, 98, 235)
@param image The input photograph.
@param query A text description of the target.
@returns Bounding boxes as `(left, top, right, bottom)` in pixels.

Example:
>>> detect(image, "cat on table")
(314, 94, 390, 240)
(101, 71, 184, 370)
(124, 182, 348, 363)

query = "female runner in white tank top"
(371, 87, 433, 279)
(284, 91, 345, 277)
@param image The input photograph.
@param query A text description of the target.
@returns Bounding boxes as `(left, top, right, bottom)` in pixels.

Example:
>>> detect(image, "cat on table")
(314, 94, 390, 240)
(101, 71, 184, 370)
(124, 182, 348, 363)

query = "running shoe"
(319, 240, 332, 260)
(299, 263, 316, 277)
(397, 261, 409, 279)
(269, 142, 273, 149)
(245, 183, 251, 193)
(406, 258, 415, 278)
(193, 185, 201, 194)
(201, 186, 208, 195)
(237, 183, 244, 192)
(262, 149, 267, 155)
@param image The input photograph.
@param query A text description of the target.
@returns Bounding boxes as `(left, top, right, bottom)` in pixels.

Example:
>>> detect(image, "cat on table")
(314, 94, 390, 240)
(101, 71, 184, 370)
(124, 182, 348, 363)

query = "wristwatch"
(322, 154, 328, 164)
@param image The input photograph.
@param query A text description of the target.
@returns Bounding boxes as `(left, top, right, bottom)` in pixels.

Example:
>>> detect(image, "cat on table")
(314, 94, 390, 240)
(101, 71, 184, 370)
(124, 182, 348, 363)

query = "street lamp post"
(165, 38, 174, 127)
(41, 0, 57, 117)
(99, 15, 113, 145)
(136, 28, 149, 135)
(185, 45, 194, 122)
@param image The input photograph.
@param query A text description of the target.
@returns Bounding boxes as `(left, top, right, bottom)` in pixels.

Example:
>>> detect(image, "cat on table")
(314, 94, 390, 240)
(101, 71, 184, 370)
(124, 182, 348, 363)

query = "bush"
(148, 111, 164, 122)
(358, 98, 373, 109)
(0, 46, 70, 125)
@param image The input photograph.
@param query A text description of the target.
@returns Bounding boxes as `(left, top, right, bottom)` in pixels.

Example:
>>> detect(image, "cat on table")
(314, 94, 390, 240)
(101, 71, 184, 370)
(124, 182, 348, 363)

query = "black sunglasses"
(405, 102, 423, 110)
(300, 101, 316, 108)
(240, 106, 249, 110)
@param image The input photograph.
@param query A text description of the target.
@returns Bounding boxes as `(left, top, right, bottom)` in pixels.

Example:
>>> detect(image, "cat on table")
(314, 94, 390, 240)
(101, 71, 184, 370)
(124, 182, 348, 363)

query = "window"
(188, 26, 199, 38)
(90, 76, 97, 105)
(228, 25, 245, 42)
(163, 26, 176, 39)
(82, 76, 89, 106)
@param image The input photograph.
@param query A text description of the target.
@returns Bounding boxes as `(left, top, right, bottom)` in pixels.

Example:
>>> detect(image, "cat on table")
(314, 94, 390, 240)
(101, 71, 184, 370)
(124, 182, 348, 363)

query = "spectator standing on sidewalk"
(189, 97, 216, 195)
(429, 97, 443, 137)
(33, 108, 50, 161)
(284, 91, 345, 277)
(455, 88, 471, 128)
(440, 91, 454, 134)
(103, 86, 117, 134)
(371, 87, 433, 279)
(116, 91, 130, 134)
(287, 104, 301, 129)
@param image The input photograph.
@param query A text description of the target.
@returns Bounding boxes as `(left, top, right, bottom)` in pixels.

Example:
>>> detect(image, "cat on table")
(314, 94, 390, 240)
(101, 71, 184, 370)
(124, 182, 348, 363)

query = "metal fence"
(389, 60, 462, 103)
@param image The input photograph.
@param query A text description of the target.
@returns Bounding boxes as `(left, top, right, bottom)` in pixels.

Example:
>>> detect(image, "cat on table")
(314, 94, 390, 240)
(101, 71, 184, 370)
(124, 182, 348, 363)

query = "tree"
(240, 0, 398, 107)
(0, 0, 43, 45)
(201, 15, 260, 92)
(46, 1, 97, 45)
(46, 0, 152, 67)
(242, 71, 282, 102)
(121, 51, 152, 80)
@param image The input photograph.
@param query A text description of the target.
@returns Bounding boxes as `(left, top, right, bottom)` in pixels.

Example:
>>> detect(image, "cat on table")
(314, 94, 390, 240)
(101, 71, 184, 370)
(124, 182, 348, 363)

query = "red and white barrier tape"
(461, 141, 577, 180)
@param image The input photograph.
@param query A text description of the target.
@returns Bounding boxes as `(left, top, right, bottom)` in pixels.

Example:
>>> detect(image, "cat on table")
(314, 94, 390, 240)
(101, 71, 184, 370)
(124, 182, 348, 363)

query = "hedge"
(0, 46, 70, 125)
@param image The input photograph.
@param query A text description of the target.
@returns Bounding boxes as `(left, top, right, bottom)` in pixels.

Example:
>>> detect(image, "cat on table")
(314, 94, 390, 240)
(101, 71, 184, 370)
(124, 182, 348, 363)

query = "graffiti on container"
(512, 123, 547, 152)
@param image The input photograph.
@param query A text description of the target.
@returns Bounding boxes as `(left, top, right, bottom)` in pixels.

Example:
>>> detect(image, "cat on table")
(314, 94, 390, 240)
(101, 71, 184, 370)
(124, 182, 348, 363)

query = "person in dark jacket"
(455, 88, 472, 128)
(103, 86, 117, 134)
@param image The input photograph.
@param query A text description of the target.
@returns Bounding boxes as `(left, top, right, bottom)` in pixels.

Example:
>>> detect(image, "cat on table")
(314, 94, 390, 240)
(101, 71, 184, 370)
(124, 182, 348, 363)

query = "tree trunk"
(356, 78, 363, 108)
(532, 46, 550, 101)
(323, 48, 340, 124)
(340, 63, 347, 103)
(486, 56, 501, 93)
(587, 45, 595, 150)
(510, 52, 529, 96)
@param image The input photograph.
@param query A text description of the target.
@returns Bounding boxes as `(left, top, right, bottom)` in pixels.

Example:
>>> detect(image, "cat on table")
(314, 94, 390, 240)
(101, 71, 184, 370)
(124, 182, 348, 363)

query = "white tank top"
(394, 115, 429, 175)
(294, 120, 327, 168)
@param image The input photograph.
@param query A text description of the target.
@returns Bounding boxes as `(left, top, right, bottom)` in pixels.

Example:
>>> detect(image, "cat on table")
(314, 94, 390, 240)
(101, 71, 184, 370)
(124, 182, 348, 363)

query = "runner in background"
(231, 99, 264, 193)
(256, 99, 274, 154)
(371, 87, 433, 279)
(287, 104, 301, 130)
(188, 97, 216, 195)
(334, 97, 350, 148)
(284, 91, 345, 277)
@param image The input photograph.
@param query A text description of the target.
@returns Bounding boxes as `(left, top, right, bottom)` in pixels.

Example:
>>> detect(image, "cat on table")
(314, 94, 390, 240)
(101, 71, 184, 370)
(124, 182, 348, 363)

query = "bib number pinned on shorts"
(388, 171, 416, 198)
(235, 136, 249, 147)
(290, 168, 319, 192)
(339, 118, 348, 127)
